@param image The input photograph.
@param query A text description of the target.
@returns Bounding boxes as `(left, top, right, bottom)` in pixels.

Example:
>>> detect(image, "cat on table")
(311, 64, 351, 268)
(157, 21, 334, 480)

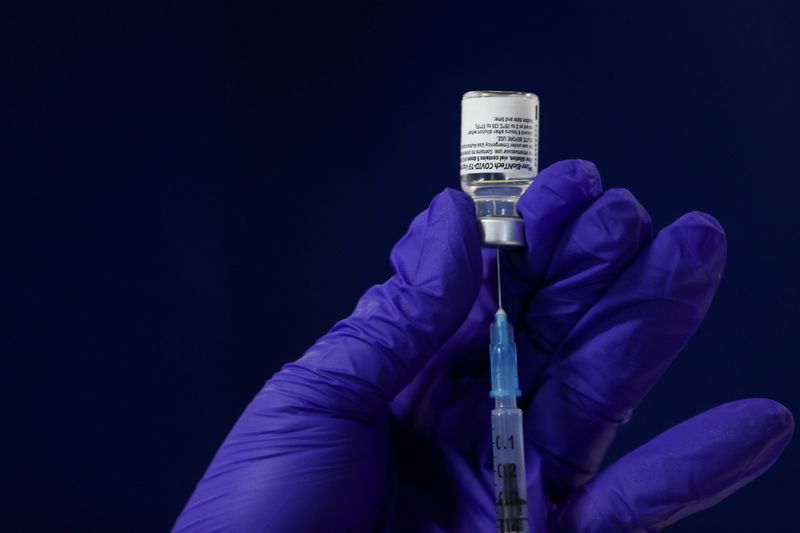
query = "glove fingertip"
(589, 188, 654, 246)
(746, 398, 795, 451)
(519, 159, 603, 213)
(601, 188, 653, 225)
(673, 211, 727, 250)
(542, 158, 603, 193)
(390, 187, 482, 301)
(439, 186, 475, 210)
(429, 187, 481, 242)
(654, 211, 727, 288)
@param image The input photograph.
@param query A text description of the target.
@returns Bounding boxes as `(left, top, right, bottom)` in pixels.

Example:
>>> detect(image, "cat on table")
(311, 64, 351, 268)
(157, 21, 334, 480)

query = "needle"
(496, 247, 503, 311)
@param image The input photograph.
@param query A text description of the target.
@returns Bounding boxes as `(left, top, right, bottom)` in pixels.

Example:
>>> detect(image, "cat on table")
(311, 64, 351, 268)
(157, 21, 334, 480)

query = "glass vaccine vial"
(460, 91, 539, 247)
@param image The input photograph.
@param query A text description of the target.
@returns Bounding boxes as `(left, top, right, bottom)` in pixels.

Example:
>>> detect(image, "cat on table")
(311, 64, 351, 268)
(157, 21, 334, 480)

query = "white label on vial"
(460, 95, 539, 177)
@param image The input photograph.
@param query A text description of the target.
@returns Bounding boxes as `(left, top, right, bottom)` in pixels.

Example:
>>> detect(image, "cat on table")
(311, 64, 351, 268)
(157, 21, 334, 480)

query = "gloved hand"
(174, 160, 793, 532)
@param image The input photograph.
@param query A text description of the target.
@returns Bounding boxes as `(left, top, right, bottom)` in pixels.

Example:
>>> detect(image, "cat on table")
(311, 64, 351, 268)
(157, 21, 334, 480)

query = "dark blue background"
(4, 1, 798, 531)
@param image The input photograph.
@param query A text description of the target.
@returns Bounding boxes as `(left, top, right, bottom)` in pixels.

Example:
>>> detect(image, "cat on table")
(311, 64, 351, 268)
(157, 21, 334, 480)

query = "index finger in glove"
(526, 212, 727, 494)
(263, 188, 483, 421)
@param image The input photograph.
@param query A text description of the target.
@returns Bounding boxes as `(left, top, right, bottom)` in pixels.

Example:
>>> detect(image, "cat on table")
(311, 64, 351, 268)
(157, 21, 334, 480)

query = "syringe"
(490, 249, 529, 533)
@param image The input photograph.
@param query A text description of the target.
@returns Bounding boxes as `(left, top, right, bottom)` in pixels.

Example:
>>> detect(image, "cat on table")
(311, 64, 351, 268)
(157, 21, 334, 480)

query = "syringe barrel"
(491, 397, 529, 533)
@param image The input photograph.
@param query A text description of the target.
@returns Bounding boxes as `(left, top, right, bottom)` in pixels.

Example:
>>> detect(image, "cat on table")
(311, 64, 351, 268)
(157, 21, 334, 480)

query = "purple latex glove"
(175, 160, 793, 532)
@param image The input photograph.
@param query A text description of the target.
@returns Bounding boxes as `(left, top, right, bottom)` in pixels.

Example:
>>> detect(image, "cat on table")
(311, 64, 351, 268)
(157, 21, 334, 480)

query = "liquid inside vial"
(460, 174, 533, 218)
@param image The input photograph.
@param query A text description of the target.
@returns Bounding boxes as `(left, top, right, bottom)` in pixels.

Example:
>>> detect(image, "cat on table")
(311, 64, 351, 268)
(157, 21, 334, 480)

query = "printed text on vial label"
(460, 116, 537, 173)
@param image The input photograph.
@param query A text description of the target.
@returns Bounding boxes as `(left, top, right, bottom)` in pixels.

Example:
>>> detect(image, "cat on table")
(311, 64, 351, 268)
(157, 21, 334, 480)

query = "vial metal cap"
(479, 217, 525, 247)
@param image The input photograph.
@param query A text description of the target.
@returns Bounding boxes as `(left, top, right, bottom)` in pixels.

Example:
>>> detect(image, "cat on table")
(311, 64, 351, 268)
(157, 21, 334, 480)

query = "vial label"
(460, 95, 539, 178)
